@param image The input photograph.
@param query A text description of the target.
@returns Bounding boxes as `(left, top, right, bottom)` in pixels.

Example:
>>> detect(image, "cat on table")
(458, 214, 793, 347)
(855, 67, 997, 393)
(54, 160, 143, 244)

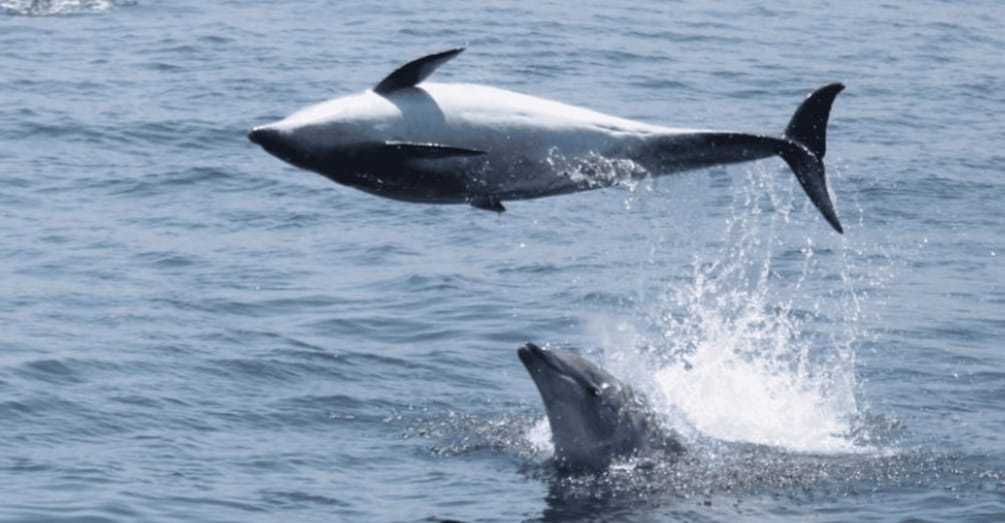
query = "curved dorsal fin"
(373, 48, 464, 95)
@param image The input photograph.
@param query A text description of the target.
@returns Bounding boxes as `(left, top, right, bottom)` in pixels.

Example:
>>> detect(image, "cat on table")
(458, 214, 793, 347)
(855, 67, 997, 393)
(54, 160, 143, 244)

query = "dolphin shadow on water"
(249, 48, 845, 233)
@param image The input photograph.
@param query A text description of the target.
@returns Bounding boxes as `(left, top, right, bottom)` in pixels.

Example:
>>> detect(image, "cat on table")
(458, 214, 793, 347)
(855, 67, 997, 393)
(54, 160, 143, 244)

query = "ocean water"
(1, 0, 1003, 521)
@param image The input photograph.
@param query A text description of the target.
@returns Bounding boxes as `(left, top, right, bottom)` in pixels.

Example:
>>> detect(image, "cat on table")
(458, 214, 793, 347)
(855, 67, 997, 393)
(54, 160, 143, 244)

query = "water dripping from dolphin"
(249, 48, 845, 233)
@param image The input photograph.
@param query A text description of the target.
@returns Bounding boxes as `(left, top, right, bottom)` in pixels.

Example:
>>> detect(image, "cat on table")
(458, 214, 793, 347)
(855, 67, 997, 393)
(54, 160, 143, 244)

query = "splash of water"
(526, 418, 553, 455)
(599, 165, 869, 454)
(544, 148, 651, 192)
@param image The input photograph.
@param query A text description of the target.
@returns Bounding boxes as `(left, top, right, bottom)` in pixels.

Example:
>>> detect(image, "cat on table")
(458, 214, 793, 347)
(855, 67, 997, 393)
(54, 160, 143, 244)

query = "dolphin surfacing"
(249, 48, 845, 233)
(519, 342, 682, 472)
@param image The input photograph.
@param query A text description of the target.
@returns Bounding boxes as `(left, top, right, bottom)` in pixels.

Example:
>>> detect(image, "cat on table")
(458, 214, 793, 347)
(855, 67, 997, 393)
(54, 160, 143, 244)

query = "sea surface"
(1, 1, 1003, 521)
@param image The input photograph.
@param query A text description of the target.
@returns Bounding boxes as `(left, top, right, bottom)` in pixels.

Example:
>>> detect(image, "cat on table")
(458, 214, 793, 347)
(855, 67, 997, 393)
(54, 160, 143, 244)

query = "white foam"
(526, 417, 554, 456)
(651, 345, 859, 453)
(596, 166, 869, 454)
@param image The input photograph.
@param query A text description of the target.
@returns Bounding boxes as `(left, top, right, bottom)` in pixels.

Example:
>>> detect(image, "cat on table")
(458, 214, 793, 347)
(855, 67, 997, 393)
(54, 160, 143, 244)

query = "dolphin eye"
(590, 382, 611, 397)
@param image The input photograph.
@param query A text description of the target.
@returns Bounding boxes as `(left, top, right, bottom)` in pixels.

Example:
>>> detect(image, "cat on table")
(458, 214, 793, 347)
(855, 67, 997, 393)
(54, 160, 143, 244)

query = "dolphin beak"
(518, 342, 545, 368)
(247, 126, 278, 146)
(248, 126, 297, 165)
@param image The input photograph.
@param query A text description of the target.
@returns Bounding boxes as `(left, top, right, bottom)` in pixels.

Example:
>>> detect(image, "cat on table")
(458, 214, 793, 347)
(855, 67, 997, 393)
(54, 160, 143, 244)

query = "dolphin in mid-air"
(518, 342, 683, 472)
(249, 48, 845, 233)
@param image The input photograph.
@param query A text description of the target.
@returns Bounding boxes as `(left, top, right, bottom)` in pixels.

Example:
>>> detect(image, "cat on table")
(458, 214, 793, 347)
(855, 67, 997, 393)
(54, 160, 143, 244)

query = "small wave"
(2, 0, 134, 16)
(261, 490, 348, 509)
(421, 408, 995, 511)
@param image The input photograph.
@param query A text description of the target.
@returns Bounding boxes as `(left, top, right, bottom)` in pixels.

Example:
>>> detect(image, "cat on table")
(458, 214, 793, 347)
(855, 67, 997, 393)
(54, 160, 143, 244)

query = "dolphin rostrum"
(249, 48, 845, 233)
(518, 342, 683, 472)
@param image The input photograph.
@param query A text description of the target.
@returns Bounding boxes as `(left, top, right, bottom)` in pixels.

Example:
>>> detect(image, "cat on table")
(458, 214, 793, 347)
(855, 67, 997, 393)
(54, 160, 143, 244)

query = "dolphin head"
(248, 92, 405, 183)
(519, 342, 666, 471)
(247, 124, 305, 166)
(248, 89, 472, 202)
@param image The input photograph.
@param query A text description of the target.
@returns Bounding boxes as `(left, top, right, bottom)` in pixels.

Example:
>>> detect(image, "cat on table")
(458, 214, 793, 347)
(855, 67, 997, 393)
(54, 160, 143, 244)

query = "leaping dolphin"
(518, 342, 683, 472)
(249, 48, 845, 233)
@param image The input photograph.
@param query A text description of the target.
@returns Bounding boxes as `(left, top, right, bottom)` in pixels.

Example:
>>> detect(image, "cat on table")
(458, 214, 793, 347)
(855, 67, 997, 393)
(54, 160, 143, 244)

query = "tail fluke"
(780, 82, 845, 234)
(785, 83, 844, 160)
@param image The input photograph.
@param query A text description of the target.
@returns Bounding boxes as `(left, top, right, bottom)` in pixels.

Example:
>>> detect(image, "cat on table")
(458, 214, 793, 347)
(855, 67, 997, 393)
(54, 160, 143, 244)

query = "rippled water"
(2, 1, 1003, 521)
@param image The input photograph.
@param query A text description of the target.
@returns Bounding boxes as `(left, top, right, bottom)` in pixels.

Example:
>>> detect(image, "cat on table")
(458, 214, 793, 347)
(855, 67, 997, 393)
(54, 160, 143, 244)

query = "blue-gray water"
(2, 1, 1003, 521)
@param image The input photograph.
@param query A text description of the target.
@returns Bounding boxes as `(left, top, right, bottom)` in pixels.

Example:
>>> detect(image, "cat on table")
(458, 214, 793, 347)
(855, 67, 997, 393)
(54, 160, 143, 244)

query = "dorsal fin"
(373, 48, 464, 95)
